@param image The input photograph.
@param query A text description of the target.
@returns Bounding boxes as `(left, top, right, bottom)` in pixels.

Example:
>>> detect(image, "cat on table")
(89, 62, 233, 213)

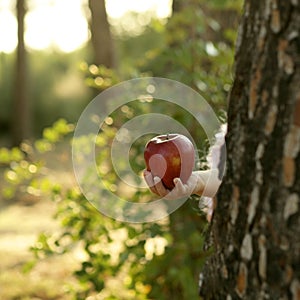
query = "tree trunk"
(172, 0, 185, 13)
(200, 0, 300, 299)
(88, 0, 114, 67)
(12, 0, 30, 146)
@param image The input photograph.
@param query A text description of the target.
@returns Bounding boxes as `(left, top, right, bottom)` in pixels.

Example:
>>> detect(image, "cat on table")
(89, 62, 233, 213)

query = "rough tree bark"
(12, 0, 30, 146)
(200, 0, 300, 299)
(88, 0, 114, 67)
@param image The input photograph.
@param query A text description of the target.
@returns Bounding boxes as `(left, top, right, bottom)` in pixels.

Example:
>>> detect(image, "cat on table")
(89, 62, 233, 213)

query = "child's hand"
(143, 169, 221, 200)
(143, 170, 203, 200)
(143, 169, 221, 222)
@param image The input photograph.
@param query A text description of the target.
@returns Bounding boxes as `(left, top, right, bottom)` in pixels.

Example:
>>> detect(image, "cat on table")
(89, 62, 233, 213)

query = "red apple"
(144, 134, 195, 189)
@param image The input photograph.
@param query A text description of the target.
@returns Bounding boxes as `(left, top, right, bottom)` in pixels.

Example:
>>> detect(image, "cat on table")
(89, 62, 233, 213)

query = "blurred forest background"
(0, 0, 242, 299)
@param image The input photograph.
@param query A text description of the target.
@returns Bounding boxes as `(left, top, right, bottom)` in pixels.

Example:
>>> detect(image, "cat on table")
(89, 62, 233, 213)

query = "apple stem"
(167, 133, 169, 140)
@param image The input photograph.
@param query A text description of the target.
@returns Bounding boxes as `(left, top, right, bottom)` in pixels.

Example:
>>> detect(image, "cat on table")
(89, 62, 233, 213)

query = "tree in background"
(10, 0, 115, 144)
(172, 0, 186, 13)
(12, 0, 30, 146)
(200, 0, 300, 298)
(88, 0, 114, 67)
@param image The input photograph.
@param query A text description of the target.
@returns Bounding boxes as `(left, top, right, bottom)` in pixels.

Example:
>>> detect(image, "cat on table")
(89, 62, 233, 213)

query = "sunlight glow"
(105, 0, 172, 19)
(0, 0, 172, 53)
(0, 10, 17, 53)
(25, 0, 89, 52)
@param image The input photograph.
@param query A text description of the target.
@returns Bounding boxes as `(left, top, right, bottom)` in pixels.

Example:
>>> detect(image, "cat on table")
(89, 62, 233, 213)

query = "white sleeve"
(206, 123, 227, 174)
(199, 124, 227, 221)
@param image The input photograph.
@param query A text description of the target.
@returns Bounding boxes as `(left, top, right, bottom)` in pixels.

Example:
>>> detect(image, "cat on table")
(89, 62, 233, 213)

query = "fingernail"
(173, 178, 179, 184)
(154, 176, 161, 184)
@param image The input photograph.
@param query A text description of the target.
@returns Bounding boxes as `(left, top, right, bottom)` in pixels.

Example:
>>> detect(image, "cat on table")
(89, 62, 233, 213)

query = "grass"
(0, 141, 83, 300)
(0, 199, 82, 300)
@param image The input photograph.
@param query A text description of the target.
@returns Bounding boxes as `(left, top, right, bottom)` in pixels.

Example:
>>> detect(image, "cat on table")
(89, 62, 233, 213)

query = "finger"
(153, 176, 169, 197)
(186, 173, 200, 194)
(143, 170, 159, 195)
(163, 178, 187, 200)
(173, 178, 186, 194)
(143, 170, 156, 186)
